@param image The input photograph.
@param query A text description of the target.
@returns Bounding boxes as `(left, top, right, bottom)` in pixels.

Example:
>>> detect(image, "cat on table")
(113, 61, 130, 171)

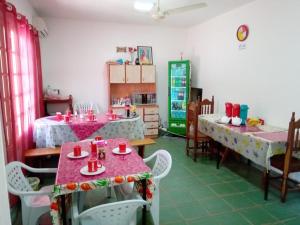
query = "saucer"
(215, 119, 229, 124)
(80, 165, 106, 176)
(112, 147, 132, 155)
(67, 151, 89, 159)
(86, 119, 97, 122)
(108, 117, 120, 121)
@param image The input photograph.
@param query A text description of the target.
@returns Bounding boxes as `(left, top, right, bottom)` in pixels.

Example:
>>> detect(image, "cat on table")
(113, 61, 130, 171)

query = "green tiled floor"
(143, 136, 300, 225)
(12, 135, 300, 225)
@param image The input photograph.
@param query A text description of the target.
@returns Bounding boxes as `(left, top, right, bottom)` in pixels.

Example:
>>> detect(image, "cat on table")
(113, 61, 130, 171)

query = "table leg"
(138, 146, 145, 158)
(61, 195, 67, 225)
(142, 178, 147, 225)
(264, 170, 269, 200)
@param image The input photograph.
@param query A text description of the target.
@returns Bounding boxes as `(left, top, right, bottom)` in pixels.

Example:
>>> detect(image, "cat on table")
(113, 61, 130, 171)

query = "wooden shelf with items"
(43, 95, 73, 116)
(108, 63, 159, 138)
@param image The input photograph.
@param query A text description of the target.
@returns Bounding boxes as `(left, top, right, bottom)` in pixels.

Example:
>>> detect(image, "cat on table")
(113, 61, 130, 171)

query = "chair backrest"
(77, 199, 147, 225)
(284, 112, 300, 169)
(6, 161, 33, 196)
(198, 96, 214, 115)
(74, 102, 101, 114)
(186, 101, 199, 137)
(150, 150, 172, 182)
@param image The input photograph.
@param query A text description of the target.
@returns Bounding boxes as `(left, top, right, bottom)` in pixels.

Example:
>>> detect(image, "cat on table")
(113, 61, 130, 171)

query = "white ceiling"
(28, 0, 255, 27)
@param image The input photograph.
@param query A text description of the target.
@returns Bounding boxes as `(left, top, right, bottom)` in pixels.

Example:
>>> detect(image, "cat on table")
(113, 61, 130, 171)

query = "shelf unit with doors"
(108, 63, 159, 138)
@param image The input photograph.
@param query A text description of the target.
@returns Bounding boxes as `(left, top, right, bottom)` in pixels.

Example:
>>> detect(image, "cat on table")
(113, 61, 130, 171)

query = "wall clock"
(237, 25, 249, 42)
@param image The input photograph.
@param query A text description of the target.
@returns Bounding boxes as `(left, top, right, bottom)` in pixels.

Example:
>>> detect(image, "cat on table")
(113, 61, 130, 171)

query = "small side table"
(44, 95, 73, 116)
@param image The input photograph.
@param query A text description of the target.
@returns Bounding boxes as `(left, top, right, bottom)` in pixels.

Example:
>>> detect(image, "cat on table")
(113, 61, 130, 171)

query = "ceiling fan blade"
(164, 2, 207, 15)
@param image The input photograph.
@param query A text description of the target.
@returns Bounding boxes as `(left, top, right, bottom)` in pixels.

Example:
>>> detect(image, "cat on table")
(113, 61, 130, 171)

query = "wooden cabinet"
(109, 65, 155, 84)
(125, 65, 140, 83)
(141, 65, 155, 83)
(108, 63, 158, 137)
(109, 65, 125, 83)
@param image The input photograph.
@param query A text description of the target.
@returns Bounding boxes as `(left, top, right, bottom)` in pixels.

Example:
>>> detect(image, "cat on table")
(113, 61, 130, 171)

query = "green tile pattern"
(143, 136, 300, 225)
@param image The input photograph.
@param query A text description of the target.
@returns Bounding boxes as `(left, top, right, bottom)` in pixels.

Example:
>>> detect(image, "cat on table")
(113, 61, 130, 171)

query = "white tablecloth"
(33, 116, 144, 148)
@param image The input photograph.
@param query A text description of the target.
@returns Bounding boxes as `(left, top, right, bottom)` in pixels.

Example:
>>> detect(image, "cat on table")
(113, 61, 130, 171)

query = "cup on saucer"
(64, 115, 70, 123)
(119, 143, 126, 153)
(87, 159, 102, 172)
(73, 145, 82, 157)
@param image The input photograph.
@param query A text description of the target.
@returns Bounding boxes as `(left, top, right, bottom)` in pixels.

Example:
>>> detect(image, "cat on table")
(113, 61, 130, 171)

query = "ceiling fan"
(151, 0, 207, 20)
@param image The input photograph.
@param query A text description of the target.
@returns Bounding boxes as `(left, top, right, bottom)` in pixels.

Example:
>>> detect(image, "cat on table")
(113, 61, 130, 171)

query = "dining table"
(50, 138, 154, 225)
(33, 114, 144, 148)
(197, 114, 295, 170)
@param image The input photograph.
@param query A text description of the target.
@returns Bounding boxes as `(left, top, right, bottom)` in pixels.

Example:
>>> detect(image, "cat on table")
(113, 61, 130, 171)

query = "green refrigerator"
(167, 60, 190, 136)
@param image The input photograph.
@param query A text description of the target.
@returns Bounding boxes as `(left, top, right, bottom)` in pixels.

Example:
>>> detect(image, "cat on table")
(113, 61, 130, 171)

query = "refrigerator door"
(168, 60, 190, 136)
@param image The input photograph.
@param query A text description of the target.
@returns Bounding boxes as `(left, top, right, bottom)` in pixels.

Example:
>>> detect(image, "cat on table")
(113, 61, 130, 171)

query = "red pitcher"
(232, 104, 240, 117)
(225, 102, 233, 117)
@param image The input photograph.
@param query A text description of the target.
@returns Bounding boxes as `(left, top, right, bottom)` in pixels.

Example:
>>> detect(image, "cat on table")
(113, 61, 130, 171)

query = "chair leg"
(264, 170, 269, 200)
(280, 174, 288, 203)
(107, 186, 112, 198)
(193, 140, 198, 162)
(216, 147, 221, 169)
(186, 138, 189, 156)
(208, 140, 214, 160)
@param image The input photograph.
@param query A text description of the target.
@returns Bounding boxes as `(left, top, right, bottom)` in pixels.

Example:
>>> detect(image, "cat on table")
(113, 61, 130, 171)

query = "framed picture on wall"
(137, 46, 153, 65)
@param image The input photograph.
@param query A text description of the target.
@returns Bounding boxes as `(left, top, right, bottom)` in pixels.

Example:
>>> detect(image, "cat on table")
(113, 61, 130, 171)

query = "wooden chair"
(264, 112, 300, 202)
(186, 96, 214, 162)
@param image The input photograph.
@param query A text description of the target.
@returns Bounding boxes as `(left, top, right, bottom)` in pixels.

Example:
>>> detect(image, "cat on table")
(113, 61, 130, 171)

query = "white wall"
(186, 0, 300, 128)
(8, 0, 36, 23)
(41, 18, 187, 125)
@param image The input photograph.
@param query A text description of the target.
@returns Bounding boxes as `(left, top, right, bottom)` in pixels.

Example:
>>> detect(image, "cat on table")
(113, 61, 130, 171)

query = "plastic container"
(225, 102, 233, 117)
(27, 177, 40, 191)
(232, 104, 240, 118)
(240, 104, 249, 125)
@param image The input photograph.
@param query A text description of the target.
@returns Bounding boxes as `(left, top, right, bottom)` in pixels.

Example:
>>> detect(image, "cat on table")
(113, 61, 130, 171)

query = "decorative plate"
(67, 151, 89, 159)
(80, 165, 106, 176)
(112, 147, 132, 155)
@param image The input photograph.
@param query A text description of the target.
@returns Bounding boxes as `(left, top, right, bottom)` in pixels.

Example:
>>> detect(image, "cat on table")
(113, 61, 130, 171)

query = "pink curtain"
(0, 1, 45, 164)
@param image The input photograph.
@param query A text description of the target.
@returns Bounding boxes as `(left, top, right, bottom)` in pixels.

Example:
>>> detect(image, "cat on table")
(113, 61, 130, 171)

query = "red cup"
(64, 115, 70, 123)
(225, 102, 233, 117)
(111, 114, 117, 120)
(119, 143, 126, 153)
(73, 145, 81, 157)
(95, 136, 102, 141)
(88, 114, 95, 121)
(232, 104, 240, 118)
(56, 112, 62, 120)
(87, 159, 101, 172)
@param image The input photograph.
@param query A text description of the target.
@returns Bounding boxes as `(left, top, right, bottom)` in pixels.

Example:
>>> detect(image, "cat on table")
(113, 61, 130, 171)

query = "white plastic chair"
(74, 102, 102, 114)
(6, 161, 57, 225)
(71, 191, 148, 225)
(114, 150, 172, 225)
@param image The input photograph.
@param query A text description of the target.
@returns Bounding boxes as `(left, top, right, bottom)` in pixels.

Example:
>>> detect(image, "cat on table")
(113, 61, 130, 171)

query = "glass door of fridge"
(170, 63, 187, 120)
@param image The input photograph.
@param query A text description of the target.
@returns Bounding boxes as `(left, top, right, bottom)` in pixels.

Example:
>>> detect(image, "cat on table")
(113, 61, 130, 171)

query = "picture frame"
(137, 46, 153, 65)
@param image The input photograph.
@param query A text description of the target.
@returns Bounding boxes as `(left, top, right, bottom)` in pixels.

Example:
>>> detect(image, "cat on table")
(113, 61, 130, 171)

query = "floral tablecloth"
(33, 115, 144, 148)
(198, 114, 289, 169)
(50, 138, 153, 225)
